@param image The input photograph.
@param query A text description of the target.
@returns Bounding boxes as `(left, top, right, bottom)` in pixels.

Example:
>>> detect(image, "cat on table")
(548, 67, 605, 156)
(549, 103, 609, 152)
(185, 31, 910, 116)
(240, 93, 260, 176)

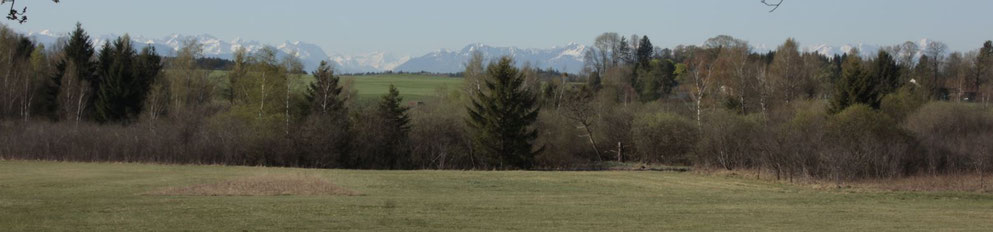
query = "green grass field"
(210, 71, 463, 103)
(1, 161, 991, 231)
(338, 74, 462, 103)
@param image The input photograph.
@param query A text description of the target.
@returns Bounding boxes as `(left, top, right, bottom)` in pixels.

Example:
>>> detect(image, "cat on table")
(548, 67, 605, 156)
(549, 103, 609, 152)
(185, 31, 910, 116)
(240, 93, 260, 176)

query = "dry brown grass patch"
(146, 173, 358, 196)
(693, 168, 993, 193)
(851, 174, 992, 193)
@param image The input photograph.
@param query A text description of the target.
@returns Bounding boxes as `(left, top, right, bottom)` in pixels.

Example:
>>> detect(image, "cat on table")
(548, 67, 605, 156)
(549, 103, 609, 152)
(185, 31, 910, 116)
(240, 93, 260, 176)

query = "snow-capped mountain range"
(25, 30, 408, 73)
(24, 29, 945, 74)
(24, 30, 589, 74)
(758, 38, 942, 59)
(393, 43, 588, 73)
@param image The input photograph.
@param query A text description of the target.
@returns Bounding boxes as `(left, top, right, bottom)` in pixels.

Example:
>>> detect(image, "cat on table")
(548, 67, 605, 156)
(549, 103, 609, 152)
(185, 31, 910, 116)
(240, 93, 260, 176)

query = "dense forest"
(1, 24, 991, 184)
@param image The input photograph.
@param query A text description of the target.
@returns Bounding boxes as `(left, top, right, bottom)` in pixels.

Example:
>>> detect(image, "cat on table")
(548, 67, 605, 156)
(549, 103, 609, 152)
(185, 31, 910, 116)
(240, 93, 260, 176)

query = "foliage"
(829, 52, 873, 113)
(467, 57, 543, 169)
(92, 35, 163, 123)
(632, 112, 698, 164)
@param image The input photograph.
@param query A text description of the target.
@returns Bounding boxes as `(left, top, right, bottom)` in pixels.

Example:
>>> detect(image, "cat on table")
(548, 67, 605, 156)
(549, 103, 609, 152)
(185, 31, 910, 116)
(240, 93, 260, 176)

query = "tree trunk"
(616, 142, 623, 162)
(582, 122, 602, 161)
(259, 72, 266, 120)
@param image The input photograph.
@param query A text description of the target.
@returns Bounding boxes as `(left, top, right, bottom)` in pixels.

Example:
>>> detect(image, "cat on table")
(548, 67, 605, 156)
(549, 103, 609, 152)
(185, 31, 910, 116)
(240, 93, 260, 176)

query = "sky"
(6, 0, 993, 57)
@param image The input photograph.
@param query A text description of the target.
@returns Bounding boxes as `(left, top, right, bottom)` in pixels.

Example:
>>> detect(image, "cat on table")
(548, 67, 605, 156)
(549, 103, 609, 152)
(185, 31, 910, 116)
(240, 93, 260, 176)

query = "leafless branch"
(761, 0, 783, 13)
(2, 0, 59, 23)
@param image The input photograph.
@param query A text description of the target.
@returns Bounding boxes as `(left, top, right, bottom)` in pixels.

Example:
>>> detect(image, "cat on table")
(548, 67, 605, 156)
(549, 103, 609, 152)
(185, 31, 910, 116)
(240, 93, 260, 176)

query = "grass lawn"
(339, 74, 462, 103)
(209, 71, 463, 104)
(1, 161, 991, 231)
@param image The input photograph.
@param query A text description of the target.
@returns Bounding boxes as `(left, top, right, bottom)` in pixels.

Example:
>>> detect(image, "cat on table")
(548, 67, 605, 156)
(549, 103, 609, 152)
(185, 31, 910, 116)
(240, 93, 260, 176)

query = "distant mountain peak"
(395, 43, 589, 74)
(23, 30, 410, 73)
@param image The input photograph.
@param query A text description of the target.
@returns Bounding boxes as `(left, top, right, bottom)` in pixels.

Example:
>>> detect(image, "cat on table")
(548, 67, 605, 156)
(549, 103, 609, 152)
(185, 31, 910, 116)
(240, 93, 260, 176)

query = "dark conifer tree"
(466, 57, 543, 169)
(830, 53, 873, 113)
(870, 50, 901, 107)
(635, 36, 654, 70)
(975, 41, 993, 93)
(305, 61, 346, 116)
(298, 60, 351, 168)
(914, 55, 938, 99)
(40, 22, 96, 120)
(375, 84, 411, 169)
(92, 36, 161, 123)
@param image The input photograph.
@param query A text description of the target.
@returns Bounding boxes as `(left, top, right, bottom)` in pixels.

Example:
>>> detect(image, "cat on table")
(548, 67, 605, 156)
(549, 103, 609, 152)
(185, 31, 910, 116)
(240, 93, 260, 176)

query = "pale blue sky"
(6, 0, 993, 56)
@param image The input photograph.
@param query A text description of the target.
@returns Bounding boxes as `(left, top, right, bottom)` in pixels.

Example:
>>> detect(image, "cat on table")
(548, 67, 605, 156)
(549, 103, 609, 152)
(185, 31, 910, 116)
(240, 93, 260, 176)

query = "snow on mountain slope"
(330, 52, 410, 73)
(23, 30, 394, 72)
(24, 28, 950, 74)
(394, 43, 588, 74)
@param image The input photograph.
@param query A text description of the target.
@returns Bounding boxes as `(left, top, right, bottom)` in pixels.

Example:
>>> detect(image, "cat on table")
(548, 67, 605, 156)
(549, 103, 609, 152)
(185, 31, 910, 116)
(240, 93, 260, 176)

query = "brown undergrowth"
(146, 173, 359, 196)
(696, 168, 992, 193)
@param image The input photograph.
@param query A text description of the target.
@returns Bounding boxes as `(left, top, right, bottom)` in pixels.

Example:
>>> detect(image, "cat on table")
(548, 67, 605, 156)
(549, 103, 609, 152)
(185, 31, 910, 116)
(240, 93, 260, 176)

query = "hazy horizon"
(6, 0, 993, 57)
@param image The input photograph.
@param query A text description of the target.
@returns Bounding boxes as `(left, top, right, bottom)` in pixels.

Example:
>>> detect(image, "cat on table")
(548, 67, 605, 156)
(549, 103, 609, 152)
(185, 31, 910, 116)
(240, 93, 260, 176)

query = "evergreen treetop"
(466, 57, 543, 169)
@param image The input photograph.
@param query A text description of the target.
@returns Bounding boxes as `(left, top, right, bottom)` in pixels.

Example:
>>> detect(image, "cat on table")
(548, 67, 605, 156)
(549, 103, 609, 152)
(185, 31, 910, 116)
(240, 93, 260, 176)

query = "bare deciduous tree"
(2, 0, 59, 23)
(761, 0, 783, 12)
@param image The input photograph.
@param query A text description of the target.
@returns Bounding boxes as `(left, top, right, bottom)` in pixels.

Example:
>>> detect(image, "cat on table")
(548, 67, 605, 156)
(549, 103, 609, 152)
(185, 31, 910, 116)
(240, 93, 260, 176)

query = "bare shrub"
(534, 109, 594, 168)
(904, 102, 993, 182)
(853, 174, 992, 192)
(824, 104, 914, 182)
(759, 100, 828, 181)
(632, 112, 698, 164)
(408, 94, 475, 169)
(695, 109, 762, 170)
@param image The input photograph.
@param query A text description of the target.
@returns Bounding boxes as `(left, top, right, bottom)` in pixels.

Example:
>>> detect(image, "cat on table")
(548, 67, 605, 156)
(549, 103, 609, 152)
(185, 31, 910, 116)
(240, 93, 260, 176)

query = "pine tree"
(92, 35, 162, 123)
(637, 58, 677, 101)
(375, 84, 411, 169)
(305, 60, 346, 116)
(914, 55, 938, 99)
(466, 57, 543, 169)
(635, 35, 654, 70)
(41, 22, 96, 120)
(870, 50, 901, 107)
(975, 41, 992, 99)
(830, 52, 873, 113)
(300, 60, 351, 168)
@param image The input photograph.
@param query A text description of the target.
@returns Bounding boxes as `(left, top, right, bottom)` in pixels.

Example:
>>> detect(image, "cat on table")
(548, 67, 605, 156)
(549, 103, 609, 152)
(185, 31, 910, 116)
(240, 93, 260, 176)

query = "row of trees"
(1, 24, 991, 183)
(0, 23, 162, 123)
(563, 32, 993, 181)
(0, 23, 543, 170)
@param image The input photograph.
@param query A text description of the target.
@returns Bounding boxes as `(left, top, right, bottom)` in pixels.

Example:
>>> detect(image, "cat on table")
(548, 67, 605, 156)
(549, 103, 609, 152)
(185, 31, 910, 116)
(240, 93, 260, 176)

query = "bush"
(904, 102, 993, 175)
(824, 104, 914, 181)
(880, 86, 927, 122)
(533, 110, 594, 168)
(695, 109, 762, 170)
(632, 112, 697, 164)
(408, 98, 474, 169)
(760, 101, 828, 180)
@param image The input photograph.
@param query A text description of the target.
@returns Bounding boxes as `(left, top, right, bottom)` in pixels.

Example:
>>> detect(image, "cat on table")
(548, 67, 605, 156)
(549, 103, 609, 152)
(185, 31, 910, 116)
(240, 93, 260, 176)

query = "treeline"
(1, 24, 992, 182)
(0, 23, 541, 170)
(552, 33, 993, 181)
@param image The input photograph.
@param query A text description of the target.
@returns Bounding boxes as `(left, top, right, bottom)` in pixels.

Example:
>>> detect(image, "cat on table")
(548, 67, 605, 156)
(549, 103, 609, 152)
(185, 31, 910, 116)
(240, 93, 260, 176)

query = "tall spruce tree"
(914, 55, 938, 99)
(375, 84, 411, 169)
(92, 35, 162, 123)
(975, 41, 993, 97)
(635, 35, 654, 70)
(306, 60, 346, 116)
(830, 51, 874, 113)
(466, 57, 543, 169)
(870, 50, 901, 107)
(300, 60, 351, 168)
(41, 22, 96, 120)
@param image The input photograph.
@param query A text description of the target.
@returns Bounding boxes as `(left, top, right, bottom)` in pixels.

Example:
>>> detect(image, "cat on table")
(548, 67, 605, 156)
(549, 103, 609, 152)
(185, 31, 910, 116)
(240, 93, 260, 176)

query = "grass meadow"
(209, 71, 463, 104)
(1, 160, 991, 231)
